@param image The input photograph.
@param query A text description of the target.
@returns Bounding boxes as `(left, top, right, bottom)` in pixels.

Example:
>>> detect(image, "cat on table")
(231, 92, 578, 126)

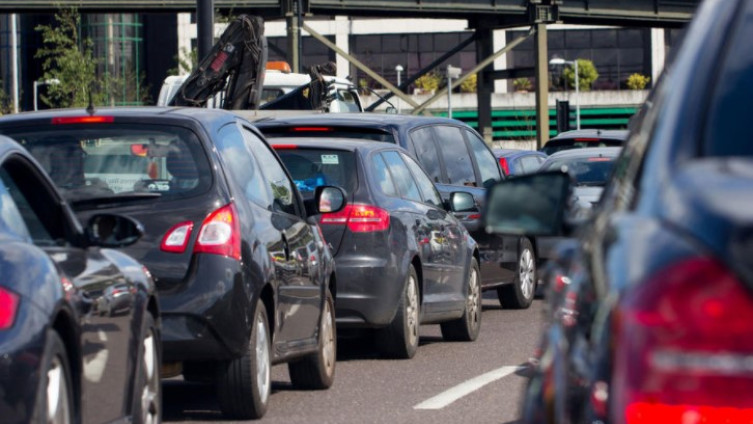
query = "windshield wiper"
(70, 192, 162, 209)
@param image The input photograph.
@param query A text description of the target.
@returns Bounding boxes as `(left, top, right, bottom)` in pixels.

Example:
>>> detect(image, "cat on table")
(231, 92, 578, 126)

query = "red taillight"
(160, 221, 194, 254)
(498, 157, 510, 176)
(0, 287, 19, 330)
(52, 116, 114, 124)
(613, 257, 753, 424)
(194, 204, 241, 260)
(320, 204, 390, 233)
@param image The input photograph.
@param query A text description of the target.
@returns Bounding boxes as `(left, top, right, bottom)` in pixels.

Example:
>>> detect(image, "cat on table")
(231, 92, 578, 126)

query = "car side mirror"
(315, 186, 347, 214)
(86, 214, 144, 247)
(449, 191, 477, 213)
(482, 170, 572, 236)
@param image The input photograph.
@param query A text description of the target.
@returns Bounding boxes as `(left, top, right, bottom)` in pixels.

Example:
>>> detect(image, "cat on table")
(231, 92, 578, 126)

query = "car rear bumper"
(157, 254, 254, 362)
(334, 254, 406, 328)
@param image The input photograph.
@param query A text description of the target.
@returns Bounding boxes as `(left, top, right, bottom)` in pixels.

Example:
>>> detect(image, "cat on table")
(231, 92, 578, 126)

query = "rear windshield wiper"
(70, 192, 162, 209)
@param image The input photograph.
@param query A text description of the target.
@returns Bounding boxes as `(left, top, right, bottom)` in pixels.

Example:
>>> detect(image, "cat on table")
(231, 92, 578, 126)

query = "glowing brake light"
(52, 116, 114, 124)
(292, 127, 333, 132)
(0, 287, 19, 330)
(272, 144, 299, 150)
(320, 204, 390, 233)
(498, 157, 510, 175)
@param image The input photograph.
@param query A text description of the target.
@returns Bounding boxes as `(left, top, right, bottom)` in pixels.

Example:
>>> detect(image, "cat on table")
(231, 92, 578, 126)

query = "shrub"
(513, 77, 532, 92)
(562, 59, 599, 91)
(626, 73, 651, 90)
(460, 74, 477, 93)
(414, 72, 441, 93)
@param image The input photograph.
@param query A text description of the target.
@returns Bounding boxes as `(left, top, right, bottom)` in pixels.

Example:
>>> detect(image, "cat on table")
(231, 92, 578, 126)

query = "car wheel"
(132, 312, 161, 424)
(33, 330, 74, 424)
(441, 258, 481, 342)
(498, 238, 536, 309)
(288, 287, 336, 389)
(377, 264, 420, 359)
(216, 299, 271, 419)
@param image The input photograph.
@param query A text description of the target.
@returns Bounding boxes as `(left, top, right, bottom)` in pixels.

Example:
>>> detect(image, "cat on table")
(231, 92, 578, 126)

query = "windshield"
(275, 148, 357, 197)
(2, 124, 212, 204)
(542, 156, 616, 186)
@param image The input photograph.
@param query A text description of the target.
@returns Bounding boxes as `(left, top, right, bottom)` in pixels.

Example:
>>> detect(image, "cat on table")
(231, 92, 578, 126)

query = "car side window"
(409, 127, 443, 183)
(371, 153, 399, 197)
(434, 126, 476, 186)
(381, 151, 422, 203)
(240, 126, 299, 216)
(520, 156, 542, 174)
(401, 152, 443, 207)
(0, 168, 33, 242)
(216, 124, 272, 209)
(465, 129, 500, 186)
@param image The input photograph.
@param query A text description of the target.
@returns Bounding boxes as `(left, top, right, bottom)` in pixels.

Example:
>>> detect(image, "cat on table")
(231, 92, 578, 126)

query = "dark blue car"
(492, 148, 547, 177)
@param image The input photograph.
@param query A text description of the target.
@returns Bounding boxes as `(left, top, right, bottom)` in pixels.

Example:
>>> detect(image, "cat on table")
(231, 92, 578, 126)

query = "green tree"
(460, 74, 477, 93)
(167, 47, 199, 76)
(0, 81, 11, 115)
(562, 59, 599, 91)
(626, 73, 651, 90)
(34, 8, 110, 108)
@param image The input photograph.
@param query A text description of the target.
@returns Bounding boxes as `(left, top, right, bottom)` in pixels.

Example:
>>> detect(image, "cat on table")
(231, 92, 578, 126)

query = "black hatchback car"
(0, 107, 343, 420)
(256, 113, 537, 309)
(0, 135, 159, 424)
(272, 138, 481, 358)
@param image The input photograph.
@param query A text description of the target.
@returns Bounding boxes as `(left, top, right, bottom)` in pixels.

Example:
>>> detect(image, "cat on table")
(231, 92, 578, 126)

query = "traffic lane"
(163, 297, 546, 423)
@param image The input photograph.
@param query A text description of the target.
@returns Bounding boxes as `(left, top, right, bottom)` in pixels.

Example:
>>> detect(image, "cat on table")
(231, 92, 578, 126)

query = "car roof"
(493, 148, 545, 157)
(548, 129, 629, 141)
(253, 112, 471, 132)
(544, 146, 622, 160)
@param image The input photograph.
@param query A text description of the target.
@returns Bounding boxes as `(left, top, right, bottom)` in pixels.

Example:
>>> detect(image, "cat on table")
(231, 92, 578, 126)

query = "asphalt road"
(162, 294, 546, 424)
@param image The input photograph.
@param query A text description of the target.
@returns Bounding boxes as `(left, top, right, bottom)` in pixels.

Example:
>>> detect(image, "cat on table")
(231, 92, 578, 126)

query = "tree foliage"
(0, 82, 11, 115)
(562, 59, 599, 91)
(626, 73, 651, 90)
(460, 74, 477, 93)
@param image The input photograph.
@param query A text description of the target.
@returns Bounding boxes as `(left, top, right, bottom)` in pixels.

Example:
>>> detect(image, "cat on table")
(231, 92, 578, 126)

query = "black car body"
(0, 107, 341, 419)
(493, 148, 548, 177)
(273, 138, 481, 358)
(484, 0, 753, 422)
(541, 129, 627, 156)
(0, 135, 159, 424)
(256, 113, 538, 309)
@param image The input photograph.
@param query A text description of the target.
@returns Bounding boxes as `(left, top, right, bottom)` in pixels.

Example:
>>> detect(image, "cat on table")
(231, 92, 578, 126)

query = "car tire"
(498, 238, 536, 309)
(377, 264, 420, 359)
(288, 288, 336, 389)
(216, 299, 271, 420)
(33, 330, 74, 424)
(132, 312, 161, 424)
(441, 258, 481, 342)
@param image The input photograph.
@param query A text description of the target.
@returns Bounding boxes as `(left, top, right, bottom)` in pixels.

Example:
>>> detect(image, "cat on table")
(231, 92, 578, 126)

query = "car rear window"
(2, 124, 212, 204)
(275, 148, 357, 196)
(541, 138, 623, 155)
(542, 156, 617, 186)
(261, 125, 396, 143)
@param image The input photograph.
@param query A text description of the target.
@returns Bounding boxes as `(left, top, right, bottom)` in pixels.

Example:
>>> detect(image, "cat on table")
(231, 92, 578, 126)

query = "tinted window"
(216, 124, 272, 208)
(371, 154, 398, 197)
(465, 130, 500, 186)
(401, 152, 443, 207)
(5, 125, 212, 201)
(542, 156, 617, 185)
(703, 3, 753, 157)
(434, 126, 475, 186)
(276, 148, 357, 196)
(542, 138, 623, 155)
(0, 159, 58, 245)
(409, 127, 443, 183)
(381, 151, 422, 202)
(241, 127, 298, 216)
(0, 168, 33, 241)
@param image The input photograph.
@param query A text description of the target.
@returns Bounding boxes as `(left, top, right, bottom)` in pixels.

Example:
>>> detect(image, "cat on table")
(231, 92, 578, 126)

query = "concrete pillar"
(651, 28, 666, 84)
(534, 23, 549, 150)
(493, 28, 507, 93)
(334, 16, 350, 80)
(476, 26, 494, 144)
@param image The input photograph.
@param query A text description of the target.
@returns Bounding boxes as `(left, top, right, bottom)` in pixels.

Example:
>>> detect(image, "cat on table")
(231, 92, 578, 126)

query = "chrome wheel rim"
(321, 301, 335, 376)
(47, 356, 71, 424)
(255, 314, 271, 404)
(467, 267, 480, 327)
(519, 248, 535, 300)
(141, 332, 160, 424)
(406, 276, 419, 347)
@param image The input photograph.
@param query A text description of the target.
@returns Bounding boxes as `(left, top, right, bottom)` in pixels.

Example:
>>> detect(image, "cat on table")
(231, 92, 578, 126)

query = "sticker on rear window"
(321, 154, 339, 165)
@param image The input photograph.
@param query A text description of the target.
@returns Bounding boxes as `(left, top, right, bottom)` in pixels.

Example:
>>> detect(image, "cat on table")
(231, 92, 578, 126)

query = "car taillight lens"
(160, 221, 194, 254)
(498, 157, 510, 176)
(613, 256, 753, 424)
(0, 287, 19, 330)
(320, 204, 390, 233)
(193, 203, 241, 260)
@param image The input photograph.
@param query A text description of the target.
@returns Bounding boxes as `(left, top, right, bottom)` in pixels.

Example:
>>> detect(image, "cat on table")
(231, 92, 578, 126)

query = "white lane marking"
(83, 330, 109, 383)
(414, 365, 522, 410)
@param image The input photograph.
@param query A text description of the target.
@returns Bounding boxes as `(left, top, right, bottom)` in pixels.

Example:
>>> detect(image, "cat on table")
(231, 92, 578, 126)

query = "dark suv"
(0, 107, 343, 420)
(255, 113, 537, 309)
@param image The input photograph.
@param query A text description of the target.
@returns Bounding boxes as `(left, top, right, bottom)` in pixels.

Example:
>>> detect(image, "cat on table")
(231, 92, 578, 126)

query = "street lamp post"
(446, 65, 461, 119)
(395, 64, 404, 113)
(549, 58, 580, 130)
(33, 79, 60, 111)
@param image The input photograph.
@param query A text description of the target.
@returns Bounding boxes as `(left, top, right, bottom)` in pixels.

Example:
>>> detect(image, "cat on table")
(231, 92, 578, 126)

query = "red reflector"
(498, 157, 510, 176)
(320, 204, 390, 233)
(0, 287, 19, 330)
(292, 127, 333, 132)
(52, 116, 114, 124)
(272, 144, 299, 150)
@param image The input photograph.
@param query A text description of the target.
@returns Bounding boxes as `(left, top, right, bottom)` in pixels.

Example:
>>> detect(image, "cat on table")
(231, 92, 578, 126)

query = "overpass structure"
(1, 0, 701, 146)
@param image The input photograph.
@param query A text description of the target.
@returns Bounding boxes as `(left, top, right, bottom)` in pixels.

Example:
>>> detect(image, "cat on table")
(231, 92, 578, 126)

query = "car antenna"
(86, 90, 95, 116)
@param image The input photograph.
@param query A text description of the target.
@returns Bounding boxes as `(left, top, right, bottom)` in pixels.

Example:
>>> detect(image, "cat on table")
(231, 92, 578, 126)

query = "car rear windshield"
(542, 156, 617, 186)
(275, 148, 357, 196)
(261, 126, 395, 143)
(2, 124, 212, 204)
(541, 138, 623, 155)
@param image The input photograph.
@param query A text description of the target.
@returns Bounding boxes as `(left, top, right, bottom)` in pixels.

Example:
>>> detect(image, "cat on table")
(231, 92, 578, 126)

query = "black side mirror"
(482, 170, 572, 236)
(86, 214, 144, 247)
(315, 185, 347, 214)
(449, 191, 478, 213)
